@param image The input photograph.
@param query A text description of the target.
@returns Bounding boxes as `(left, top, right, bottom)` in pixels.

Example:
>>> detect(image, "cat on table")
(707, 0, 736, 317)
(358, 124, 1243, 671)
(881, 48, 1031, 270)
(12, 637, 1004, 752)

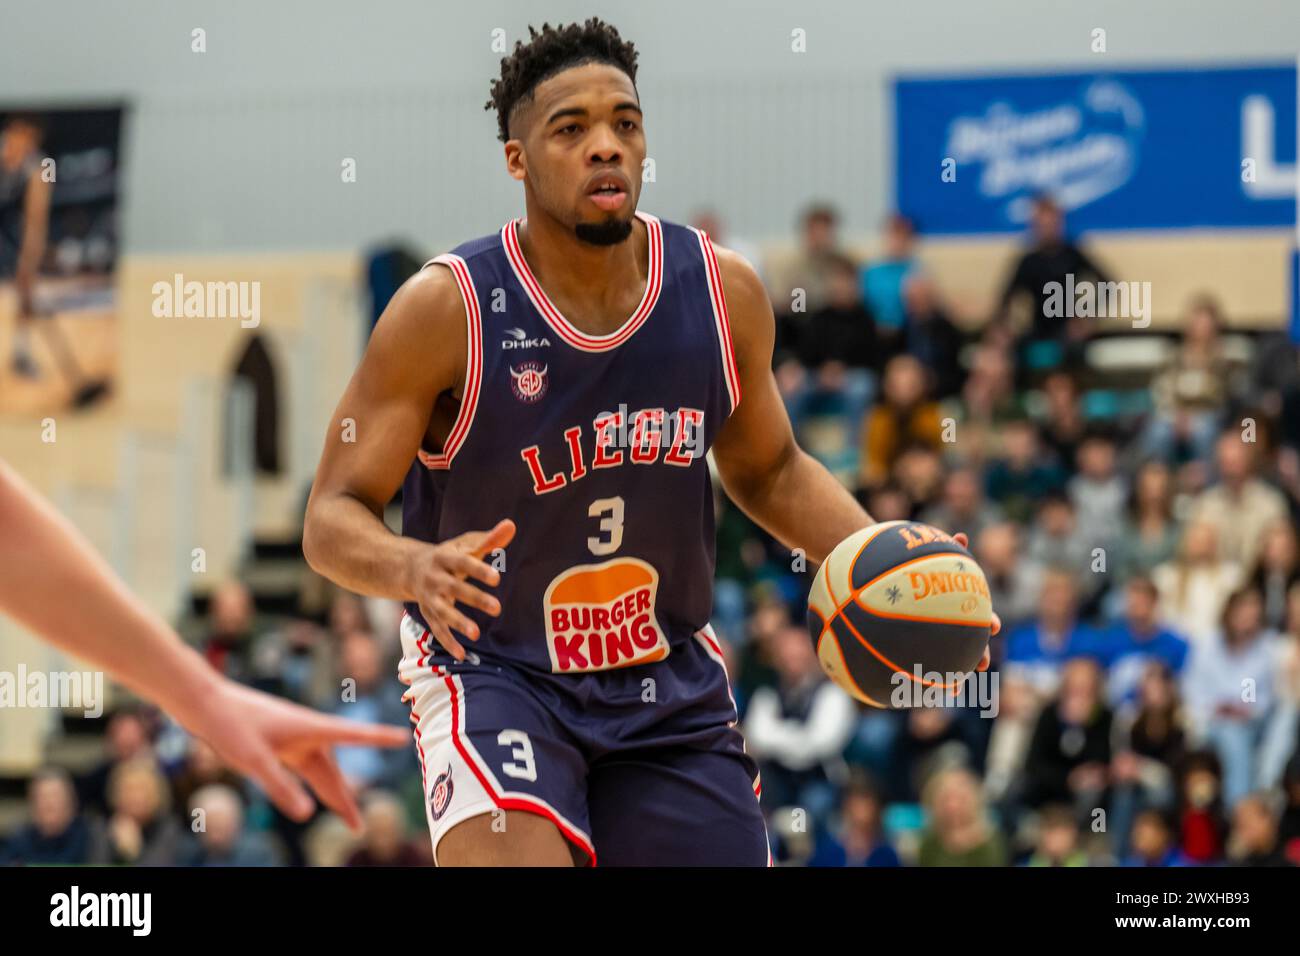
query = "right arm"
(302, 265, 512, 660)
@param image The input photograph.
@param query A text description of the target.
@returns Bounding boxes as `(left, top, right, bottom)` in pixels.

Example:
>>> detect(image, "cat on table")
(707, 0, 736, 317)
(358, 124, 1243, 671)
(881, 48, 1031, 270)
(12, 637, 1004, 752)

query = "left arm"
(710, 244, 871, 566)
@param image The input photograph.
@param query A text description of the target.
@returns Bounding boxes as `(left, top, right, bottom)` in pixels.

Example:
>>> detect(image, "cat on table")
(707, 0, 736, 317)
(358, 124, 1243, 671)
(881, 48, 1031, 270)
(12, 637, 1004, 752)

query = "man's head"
(801, 204, 839, 255)
(29, 767, 78, 838)
(1030, 193, 1064, 244)
(486, 19, 642, 247)
(1, 113, 46, 171)
(1124, 576, 1160, 632)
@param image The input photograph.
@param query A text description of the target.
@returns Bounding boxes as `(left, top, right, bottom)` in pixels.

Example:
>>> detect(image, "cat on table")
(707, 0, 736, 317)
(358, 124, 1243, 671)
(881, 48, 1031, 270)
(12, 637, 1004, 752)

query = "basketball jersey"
(401, 211, 741, 677)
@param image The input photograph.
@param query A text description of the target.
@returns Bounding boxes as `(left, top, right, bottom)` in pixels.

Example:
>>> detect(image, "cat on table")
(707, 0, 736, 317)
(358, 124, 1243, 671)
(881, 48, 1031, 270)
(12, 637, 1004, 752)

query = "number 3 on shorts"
(498, 729, 537, 782)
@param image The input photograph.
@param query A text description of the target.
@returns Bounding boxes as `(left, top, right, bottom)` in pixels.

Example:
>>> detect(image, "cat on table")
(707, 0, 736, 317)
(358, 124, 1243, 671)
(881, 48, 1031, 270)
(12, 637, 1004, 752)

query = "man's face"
(506, 63, 644, 246)
(0, 121, 39, 170)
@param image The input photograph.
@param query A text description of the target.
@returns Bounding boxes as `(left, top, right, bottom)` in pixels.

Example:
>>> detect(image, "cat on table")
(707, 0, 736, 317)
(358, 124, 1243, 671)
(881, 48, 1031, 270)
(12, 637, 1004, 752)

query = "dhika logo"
(509, 361, 548, 403)
(429, 765, 454, 821)
(501, 327, 551, 350)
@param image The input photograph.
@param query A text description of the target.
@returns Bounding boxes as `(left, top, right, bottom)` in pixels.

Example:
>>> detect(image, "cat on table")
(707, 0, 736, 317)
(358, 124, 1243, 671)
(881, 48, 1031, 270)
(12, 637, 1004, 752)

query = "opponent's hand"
(952, 531, 999, 671)
(407, 518, 516, 661)
(178, 679, 409, 830)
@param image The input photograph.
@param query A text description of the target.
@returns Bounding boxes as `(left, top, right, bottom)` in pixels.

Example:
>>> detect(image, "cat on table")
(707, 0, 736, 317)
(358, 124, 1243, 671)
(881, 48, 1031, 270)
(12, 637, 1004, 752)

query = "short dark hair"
(484, 18, 639, 143)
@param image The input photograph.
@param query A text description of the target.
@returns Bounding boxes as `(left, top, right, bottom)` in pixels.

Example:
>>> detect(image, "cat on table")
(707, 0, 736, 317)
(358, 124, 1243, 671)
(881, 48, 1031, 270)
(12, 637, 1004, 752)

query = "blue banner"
(894, 64, 1297, 234)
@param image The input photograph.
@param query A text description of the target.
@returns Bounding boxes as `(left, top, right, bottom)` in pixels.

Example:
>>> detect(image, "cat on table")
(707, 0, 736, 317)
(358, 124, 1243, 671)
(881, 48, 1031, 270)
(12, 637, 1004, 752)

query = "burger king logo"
(543, 557, 669, 673)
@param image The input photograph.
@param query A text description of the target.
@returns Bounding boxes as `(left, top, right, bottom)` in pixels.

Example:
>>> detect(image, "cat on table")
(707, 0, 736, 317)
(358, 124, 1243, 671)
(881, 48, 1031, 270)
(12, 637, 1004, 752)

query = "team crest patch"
(430, 766, 454, 821)
(509, 361, 548, 403)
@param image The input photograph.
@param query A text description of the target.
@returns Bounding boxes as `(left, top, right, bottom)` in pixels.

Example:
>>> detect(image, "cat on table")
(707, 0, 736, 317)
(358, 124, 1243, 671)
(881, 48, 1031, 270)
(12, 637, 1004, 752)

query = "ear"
(504, 141, 526, 182)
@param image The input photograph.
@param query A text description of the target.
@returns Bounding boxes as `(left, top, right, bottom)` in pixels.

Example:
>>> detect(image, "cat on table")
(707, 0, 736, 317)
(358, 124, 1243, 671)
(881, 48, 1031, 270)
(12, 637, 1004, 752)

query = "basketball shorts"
(397, 612, 771, 866)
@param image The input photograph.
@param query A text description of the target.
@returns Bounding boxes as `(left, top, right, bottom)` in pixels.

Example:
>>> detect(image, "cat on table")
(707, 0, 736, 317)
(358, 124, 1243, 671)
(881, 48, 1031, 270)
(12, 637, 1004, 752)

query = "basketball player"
(303, 19, 997, 865)
(0, 459, 409, 829)
(0, 113, 52, 378)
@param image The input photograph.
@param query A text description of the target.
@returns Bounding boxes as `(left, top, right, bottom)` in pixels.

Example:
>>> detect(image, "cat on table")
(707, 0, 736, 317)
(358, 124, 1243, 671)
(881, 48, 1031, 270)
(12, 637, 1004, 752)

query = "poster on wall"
(0, 105, 124, 415)
(894, 64, 1297, 235)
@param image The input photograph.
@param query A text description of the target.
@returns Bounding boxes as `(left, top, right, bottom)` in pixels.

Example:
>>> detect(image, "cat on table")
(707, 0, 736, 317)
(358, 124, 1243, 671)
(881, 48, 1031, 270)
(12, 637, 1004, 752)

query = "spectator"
(857, 354, 944, 490)
(958, 343, 1024, 463)
(922, 465, 1004, 544)
(859, 212, 918, 344)
(1109, 662, 1187, 856)
(330, 630, 413, 793)
(995, 194, 1110, 371)
(181, 784, 279, 866)
(1003, 568, 1103, 699)
(796, 252, 876, 373)
(1024, 495, 1096, 606)
(1068, 431, 1127, 559)
(1182, 587, 1283, 808)
(984, 419, 1067, 524)
(1097, 577, 1190, 708)
(201, 579, 261, 683)
(1035, 371, 1087, 471)
(972, 522, 1042, 634)
(1277, 756, 1300, 865)
(344, 792, 431, 866)
(1248, 521, 1300, 632)
(1025, 804, 1089, 866)
(103, 757, 182, 865)
(1020, 658, 1113, 812)
(77, 707, 155, 818)
(745, 624, 857, 824)
(807, 774, 901, 867)
(1143, 296, 1239, 464)
(1122, 808, 1189, 866)
(900, 274, 965, 400)
(1188, 430, 1288, 569)
(917, 766, 1008, 866)
(1152, 521, 1243, 649)
(1258, 583, 1300, 789)
(1176, 750, 1228, 864)
(768, 203, 843, 319)
(1114, 460, 1182, 582)
(1228, 793, 1291, 866)
(1, 768, 104, 865)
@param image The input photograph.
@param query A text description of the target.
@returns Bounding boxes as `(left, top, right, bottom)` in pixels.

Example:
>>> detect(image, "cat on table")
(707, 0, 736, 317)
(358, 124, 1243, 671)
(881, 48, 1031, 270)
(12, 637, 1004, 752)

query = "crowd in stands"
(4, 196, 1300, 866)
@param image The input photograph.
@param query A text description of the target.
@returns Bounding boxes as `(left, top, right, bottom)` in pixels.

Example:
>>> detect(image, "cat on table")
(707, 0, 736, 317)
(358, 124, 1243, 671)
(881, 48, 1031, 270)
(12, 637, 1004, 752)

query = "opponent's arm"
(302, 265, 512, 660)
(0, 460, 408, 829)
(710, 246, 872, 566)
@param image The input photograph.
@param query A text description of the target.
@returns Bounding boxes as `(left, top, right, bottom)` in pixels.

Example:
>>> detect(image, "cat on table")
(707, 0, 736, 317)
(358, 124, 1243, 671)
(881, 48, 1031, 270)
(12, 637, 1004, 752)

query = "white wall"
(3, 0, 1298, 251)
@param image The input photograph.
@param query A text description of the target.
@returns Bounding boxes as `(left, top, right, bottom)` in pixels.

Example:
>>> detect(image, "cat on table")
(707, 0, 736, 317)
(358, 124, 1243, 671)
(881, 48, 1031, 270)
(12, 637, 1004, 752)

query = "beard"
(574, 216, 634, 246)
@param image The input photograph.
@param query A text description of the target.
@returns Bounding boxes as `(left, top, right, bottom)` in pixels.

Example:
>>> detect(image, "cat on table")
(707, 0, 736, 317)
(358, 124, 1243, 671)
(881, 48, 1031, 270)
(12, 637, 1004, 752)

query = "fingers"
(298, 749, 363, 831)
(953, 532, 969, 549)
(430, 595, 479, 642)
(447, 577, 501, 616)
(977, 646, 991, 672)
(300, 714, 410, 749)
(418, 601, 466, 661)
(446, 551, 502, 588)
(468, 518, 516, 558)
(990, 611, 1002, 636)
(247, 748, 315, 822)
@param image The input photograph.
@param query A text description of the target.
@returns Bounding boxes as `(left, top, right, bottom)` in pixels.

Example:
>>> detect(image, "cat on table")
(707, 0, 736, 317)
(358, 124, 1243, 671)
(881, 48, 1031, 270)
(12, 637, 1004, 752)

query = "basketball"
(807, 520, 992, 708)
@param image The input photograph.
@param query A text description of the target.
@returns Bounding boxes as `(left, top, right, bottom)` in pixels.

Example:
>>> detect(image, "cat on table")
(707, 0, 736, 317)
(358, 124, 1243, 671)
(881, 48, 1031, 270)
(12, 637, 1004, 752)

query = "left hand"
(175, 678, 410, 831)
(952, 531, 999, 671)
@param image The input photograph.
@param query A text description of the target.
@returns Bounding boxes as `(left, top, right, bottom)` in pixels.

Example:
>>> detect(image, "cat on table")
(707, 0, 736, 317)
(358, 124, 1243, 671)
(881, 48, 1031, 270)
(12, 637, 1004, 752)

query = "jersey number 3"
(587, 496, 625, 555)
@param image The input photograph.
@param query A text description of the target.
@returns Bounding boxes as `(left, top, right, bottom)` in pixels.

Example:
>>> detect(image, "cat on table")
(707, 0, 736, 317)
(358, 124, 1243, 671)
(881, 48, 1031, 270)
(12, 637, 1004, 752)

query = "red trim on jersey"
(442, 672, 598, 866)
(418, 254, 482, 470)
(691, 228, 741, 414)
(501, 211, 663, 352)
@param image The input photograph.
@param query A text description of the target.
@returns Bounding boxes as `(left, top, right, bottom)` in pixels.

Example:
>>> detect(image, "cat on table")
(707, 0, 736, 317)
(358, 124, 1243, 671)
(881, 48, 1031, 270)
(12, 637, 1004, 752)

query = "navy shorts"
(398, 613, 771, 866)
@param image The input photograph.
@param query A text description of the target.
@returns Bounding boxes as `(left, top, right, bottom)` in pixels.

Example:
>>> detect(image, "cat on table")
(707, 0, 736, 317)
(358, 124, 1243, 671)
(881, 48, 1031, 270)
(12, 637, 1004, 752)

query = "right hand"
(408, 518, 516, 660)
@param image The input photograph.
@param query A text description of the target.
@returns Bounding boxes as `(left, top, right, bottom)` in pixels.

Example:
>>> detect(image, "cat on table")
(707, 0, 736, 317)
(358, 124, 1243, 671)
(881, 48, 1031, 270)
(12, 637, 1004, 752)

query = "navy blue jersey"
(401, 211, 741, 676)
